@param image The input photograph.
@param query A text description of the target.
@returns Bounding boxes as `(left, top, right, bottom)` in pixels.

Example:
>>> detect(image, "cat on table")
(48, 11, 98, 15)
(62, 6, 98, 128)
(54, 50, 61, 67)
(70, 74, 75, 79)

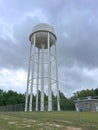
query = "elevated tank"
(29, 23, 57, 49)
(25, 23, 60, 112)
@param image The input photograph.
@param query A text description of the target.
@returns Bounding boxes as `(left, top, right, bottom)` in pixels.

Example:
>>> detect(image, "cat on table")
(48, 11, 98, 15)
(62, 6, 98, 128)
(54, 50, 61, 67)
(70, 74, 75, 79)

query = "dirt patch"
(23, 119, 36, 123)
(67, 126, 82, 130)
(49, 123, 61, 127)
(8, 121, 17, 124)
(55, 124, 62, 127)
(46, 122, 63, 128)
(0, 129, 8, 130)
(26, 125, 31, 127)
(38, 123, 44, 126)
(0, 116, 9, 120)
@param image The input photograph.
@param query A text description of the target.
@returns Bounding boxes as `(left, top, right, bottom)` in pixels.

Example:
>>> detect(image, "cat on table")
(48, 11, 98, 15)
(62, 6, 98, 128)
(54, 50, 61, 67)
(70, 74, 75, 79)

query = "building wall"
(75, 100, 98, 112)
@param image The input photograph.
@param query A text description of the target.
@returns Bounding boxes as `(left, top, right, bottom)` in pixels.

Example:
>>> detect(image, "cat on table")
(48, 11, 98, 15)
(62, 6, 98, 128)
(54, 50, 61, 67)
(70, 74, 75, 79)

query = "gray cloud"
(0, 0, 98, 96)
(0, 14, 43, 69)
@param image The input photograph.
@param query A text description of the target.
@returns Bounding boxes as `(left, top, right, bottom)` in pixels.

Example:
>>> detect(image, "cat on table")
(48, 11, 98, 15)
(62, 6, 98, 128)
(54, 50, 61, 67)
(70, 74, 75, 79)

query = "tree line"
(73, 87, 98, 99)
(0, 87, 98, 110)
(0, 89, 25, 106)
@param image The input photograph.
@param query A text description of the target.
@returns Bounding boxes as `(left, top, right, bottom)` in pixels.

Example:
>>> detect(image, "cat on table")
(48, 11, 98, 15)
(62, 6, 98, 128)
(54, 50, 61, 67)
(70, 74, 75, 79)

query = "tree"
(95, 88, 98, 96)
(0, 89, 25, 106)
(0, 89, 4, 106)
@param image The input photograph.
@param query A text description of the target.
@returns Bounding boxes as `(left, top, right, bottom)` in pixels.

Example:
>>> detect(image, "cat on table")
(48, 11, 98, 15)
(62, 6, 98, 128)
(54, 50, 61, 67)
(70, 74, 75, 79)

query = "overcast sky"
(0, 0, 98, 97)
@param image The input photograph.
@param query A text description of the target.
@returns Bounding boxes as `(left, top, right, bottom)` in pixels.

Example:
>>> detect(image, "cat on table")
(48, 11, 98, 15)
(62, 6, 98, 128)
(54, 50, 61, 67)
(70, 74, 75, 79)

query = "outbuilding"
(74, 97, 98, 112)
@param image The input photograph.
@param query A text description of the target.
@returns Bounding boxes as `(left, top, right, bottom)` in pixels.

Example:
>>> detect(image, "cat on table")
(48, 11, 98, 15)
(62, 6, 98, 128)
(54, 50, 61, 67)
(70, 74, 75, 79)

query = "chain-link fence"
(0, 103, 25, 112)
(0, 99, 75, 112)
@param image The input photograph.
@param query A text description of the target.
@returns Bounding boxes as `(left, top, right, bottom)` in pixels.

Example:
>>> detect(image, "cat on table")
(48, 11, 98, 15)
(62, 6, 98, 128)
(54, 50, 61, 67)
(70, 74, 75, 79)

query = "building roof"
(74, 99, 98, 102)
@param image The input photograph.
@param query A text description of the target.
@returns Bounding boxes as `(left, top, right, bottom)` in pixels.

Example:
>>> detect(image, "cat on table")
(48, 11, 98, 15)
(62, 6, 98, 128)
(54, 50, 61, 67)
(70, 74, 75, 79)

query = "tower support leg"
(36, 49, 40, 111)
(29, 33, 36, 111)
(55, 43, 60, 111)
(41, 44, 45, 111)
(48, 32, 52, 111)
(25, 43, 32, 111)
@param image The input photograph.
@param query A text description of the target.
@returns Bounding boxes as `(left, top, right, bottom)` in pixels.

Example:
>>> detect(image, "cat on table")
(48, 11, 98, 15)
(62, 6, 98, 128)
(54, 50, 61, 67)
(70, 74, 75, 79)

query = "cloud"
(59, 65, 98, 97)
(0, 0, 98, 97)
(56, 0, 98, 68)
(0, 8, 49, 69)
(0, 68, 26, 93)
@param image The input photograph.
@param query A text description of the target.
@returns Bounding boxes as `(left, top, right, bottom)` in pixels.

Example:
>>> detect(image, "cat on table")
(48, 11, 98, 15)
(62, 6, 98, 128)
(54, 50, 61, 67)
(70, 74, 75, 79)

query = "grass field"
(0, 111, 98, 130)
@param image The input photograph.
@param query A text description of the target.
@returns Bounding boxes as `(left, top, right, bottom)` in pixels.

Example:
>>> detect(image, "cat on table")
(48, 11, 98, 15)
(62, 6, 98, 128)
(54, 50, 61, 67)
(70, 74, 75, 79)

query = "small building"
(74, 97, 98, 112)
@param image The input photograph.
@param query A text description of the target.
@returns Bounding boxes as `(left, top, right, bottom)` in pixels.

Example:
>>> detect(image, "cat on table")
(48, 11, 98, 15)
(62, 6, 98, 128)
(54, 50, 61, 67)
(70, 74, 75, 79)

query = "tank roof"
(32, 23, 56, 35)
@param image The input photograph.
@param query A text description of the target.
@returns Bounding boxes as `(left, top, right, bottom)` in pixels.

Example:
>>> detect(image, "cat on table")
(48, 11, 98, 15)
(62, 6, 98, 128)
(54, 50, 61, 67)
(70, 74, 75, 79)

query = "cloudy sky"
(0, 0, 98, 97)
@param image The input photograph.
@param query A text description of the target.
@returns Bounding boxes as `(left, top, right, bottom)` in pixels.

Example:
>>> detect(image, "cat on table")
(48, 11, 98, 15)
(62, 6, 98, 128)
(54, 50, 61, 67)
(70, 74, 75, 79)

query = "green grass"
(0, 111, 98, 130)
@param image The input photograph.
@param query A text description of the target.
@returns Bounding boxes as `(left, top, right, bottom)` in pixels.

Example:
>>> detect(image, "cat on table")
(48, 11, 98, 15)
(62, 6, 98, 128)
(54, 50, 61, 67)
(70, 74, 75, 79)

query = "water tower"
(25, 23, 60, 111)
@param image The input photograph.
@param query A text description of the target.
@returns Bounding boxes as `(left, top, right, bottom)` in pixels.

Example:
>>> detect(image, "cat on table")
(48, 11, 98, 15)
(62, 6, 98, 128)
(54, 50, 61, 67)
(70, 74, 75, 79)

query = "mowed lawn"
(0, 111, 98, 130)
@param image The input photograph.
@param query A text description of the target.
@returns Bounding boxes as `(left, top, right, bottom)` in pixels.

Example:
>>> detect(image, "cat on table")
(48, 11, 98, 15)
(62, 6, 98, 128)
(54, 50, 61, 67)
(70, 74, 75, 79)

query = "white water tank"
(29, 23, 57, 49)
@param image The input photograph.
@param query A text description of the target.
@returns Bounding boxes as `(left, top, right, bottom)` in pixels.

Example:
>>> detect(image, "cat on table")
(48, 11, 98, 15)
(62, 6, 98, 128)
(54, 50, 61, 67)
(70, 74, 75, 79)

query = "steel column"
(48, 32, 52, 111)
(55, 43, 60, 111)
(25, 42, 32, 111)
(36, 49, 40, 111)
(41, 44, 45, 111)
(29, 33, 36, 111)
